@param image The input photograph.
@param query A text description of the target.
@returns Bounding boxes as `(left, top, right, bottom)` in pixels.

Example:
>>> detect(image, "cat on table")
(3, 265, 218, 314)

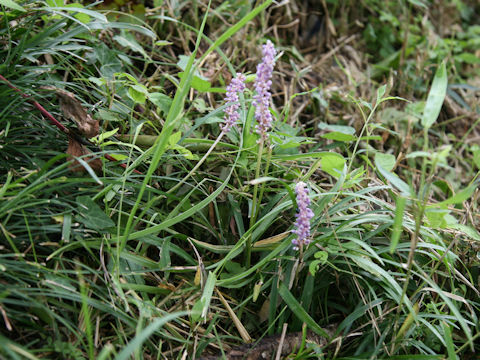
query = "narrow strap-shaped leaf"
(278, 282, 330, 339)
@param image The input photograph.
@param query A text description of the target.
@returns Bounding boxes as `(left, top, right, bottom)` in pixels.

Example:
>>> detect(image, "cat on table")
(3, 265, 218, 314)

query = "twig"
(275, 323, 288, 360)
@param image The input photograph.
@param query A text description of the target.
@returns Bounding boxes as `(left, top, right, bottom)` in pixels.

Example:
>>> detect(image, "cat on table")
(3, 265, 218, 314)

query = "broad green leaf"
(178, 72, 211, 92)
(471, 145, 480, 169)
(321, 153, 345, 178)
(319, 123, 356, 142)
(65, 3, 90, 23)
(96, 109, 121, 122)
(375, 152, 396, 172)
(405, 151, 430, 159)
(171, 144, 197, 160)
(321, 132, 356, 142)
(421, 61, 447, 129)
(169, 131, 181, 146)
(115, 72, 138, 84)
(75, 196, 114, 231)
(128, 84, 149, 104)
(376, 84, 387, 104)
(0, 0, 26, 11)
(91, 128, 119, 145)
(455, 53, 480, 64)
(435, 185, 476, 206)
(148, 92, 172, 114)
(309, 251, 328, 276)
(425, 207, 449, 228)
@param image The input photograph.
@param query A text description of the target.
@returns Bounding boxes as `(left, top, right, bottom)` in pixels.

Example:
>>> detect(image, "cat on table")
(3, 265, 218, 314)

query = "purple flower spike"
(292, 181, 314, 250)
(253, 40, 277, 141)
(221, 73, 246, 133)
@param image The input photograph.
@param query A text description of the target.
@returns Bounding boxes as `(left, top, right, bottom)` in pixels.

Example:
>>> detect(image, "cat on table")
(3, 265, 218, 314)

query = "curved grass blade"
(278, 282, 330, 339)
(115, 311, 189, 360)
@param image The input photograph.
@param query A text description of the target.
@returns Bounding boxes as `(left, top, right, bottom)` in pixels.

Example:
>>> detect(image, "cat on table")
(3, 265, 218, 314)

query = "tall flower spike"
(253, 40, 277, 141)
(221, 73, 246, 134)
(292, 182, 314, 250)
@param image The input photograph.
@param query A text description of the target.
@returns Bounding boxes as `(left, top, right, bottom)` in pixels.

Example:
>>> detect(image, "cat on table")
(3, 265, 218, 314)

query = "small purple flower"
(221, 73, 246, 133)
(253, 40, 277, 141)
(292, 181, 314, 250)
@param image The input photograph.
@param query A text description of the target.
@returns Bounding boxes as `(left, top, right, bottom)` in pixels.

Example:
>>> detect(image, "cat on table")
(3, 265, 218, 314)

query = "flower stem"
(256, 144, 272, 218)
(246, 140, 264, 267)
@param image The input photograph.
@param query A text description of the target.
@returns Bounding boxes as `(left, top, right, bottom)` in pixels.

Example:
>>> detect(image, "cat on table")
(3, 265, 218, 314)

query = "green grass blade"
(390, 195, 407, 253)
(443, 321, 457, 360)
(278, 282, 330, 338)
(198, 0, 274, 64)
(115, 311, 189, 360)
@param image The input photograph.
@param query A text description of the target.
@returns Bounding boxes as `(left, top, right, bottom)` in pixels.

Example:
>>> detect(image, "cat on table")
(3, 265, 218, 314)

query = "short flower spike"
(221, 73, 246, 133)
(253, 40, 277, 141)
(292, 181, 314, 250)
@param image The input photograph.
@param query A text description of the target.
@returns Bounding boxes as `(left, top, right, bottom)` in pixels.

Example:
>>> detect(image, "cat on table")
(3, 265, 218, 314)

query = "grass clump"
(1, 0, 479, 359)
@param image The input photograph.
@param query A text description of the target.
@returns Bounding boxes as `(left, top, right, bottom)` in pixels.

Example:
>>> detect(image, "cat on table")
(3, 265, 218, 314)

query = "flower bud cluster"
(292, 182, 314, 250)
(253, 40, 277, 141)
(221, 73, 246, 133)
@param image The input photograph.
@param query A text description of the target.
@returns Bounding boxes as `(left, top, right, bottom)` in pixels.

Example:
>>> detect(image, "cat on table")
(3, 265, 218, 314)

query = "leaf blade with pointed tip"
(421, 61, 447, 129)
